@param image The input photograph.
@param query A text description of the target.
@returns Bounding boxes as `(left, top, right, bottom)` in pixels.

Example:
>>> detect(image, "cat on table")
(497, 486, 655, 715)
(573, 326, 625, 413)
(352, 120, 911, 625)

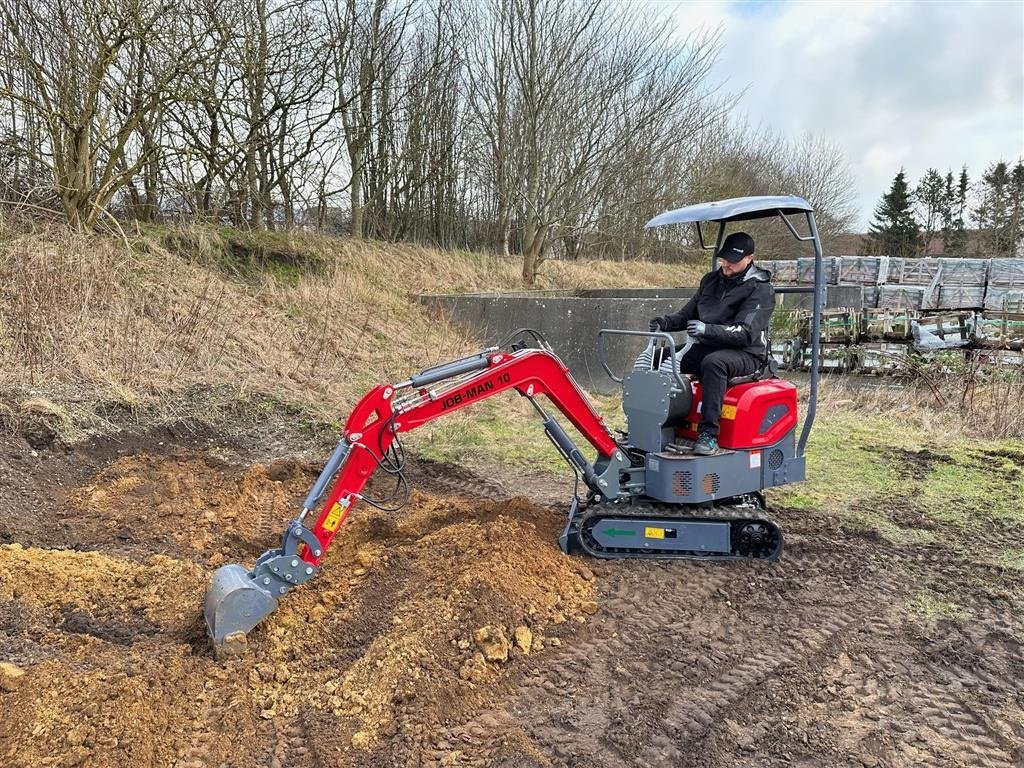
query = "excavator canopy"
(644, 195, 813, 227)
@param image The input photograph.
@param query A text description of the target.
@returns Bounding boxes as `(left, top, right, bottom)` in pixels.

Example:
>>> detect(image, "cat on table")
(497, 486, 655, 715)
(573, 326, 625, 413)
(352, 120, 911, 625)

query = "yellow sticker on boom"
(721, 404, 737, 420)
(645, 527, 666, 539)
(322, 502, 344, 532)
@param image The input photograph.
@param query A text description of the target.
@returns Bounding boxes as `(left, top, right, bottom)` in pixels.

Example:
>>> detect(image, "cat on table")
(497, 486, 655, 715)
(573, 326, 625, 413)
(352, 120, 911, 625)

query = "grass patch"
(919, 449, 1024, 526)
(776, 410, 905, 514)
(404, 390, 626, 475)
(993, 548, 1024, 571)
(907, 590, 967, 621)
(838, 506, 938, 545)
(159, 225, 331, 285)
(775, 406, 1024, 550)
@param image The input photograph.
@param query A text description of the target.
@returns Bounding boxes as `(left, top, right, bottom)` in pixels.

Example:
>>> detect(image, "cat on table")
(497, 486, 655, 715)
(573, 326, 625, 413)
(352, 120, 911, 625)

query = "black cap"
(715, 232, 755, 263)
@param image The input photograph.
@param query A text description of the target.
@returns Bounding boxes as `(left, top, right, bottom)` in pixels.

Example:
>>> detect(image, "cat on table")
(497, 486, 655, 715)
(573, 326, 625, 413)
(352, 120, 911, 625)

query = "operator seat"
(653, 343, 779, 387)
(726, 356, 779, 387)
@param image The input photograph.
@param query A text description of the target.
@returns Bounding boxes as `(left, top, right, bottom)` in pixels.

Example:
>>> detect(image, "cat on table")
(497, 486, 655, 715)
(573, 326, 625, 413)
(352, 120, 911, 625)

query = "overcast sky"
(665, 0, 1024, 230)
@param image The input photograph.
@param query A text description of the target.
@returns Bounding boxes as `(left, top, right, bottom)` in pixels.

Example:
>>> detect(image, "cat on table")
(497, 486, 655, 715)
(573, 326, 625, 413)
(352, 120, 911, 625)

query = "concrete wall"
(419, 285, 865, 393)
(418, 291, 696, 393)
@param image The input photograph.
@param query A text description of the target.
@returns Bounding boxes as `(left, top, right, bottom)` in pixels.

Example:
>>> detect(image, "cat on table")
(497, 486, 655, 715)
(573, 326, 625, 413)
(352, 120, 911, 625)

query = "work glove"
(686, 320, 707, 337)
(648, 318, 663, 332)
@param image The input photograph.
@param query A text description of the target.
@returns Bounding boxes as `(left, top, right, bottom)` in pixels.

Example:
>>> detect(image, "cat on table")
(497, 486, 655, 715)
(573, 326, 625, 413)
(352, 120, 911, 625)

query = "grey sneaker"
(692, 432, 719, 455)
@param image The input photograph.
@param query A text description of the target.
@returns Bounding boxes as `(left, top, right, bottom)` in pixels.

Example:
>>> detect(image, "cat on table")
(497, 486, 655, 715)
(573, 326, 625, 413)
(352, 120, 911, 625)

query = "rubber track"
(575, 500, 782, 560)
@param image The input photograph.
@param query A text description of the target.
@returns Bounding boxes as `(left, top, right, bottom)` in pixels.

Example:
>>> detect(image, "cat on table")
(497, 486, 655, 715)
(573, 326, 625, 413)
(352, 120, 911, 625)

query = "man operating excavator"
(649, 232, 775, 456)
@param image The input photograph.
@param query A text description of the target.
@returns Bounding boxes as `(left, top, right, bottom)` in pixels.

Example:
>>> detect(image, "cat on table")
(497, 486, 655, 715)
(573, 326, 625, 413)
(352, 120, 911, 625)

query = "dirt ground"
(0, 417, 1021, 768)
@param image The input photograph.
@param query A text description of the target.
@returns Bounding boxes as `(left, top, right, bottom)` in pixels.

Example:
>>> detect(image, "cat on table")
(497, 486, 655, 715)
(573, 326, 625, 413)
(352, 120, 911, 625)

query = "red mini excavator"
(204, 196, 828, 653)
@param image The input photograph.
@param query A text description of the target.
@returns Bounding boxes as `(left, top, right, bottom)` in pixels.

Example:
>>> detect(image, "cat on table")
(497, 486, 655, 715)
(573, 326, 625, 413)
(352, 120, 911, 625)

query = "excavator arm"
(204, 344, 625, 653)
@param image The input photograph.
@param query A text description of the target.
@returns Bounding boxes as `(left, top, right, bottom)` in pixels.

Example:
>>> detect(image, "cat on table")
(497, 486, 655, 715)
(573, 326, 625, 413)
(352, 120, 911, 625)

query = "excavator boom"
(205, 345, 622, 653)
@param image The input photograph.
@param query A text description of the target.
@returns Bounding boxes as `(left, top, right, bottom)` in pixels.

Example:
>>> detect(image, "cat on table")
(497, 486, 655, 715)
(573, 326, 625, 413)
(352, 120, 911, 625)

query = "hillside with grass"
(0, 222, 701, 441)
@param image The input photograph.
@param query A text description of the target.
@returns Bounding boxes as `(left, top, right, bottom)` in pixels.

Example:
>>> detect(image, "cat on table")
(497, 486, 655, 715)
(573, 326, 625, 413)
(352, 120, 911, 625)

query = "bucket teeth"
(204, 563, 279, 654)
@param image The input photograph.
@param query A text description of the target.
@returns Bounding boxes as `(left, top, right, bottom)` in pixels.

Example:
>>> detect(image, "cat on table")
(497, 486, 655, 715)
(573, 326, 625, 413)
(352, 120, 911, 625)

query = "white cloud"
(666, 0, 1024, 229)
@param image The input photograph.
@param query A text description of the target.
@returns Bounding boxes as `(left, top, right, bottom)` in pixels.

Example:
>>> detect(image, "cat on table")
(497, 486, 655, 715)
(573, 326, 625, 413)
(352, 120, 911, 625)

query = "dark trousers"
(676, 345, 761, 437)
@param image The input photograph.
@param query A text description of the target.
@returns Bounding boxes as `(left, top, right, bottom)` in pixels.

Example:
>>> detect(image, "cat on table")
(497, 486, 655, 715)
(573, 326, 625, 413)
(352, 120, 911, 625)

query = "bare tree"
(0, 0, 202, 229)
(679, 120, 857, 257)
(465, 0, 727, 283)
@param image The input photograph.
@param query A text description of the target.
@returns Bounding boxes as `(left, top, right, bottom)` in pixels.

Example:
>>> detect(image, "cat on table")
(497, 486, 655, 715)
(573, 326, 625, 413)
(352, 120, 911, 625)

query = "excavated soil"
(0, 422, 1022, 768)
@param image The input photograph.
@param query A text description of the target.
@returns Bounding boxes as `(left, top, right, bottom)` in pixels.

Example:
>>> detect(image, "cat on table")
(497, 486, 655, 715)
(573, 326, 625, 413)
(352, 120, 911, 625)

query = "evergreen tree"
(915, 168, 945, 255)
(948, 166, 969, 255)
(864, 169, 919, 257)
(1009, 160, 1024, 256)
(975, 161, 1013, 255)
(940, 170, 955, 252)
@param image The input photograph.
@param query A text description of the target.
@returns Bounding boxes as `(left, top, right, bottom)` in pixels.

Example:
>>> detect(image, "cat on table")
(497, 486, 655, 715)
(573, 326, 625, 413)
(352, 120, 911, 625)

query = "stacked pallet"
(986, 259, 1024, 311)
(758, 255, 997, 311)
(768, 307, 1024, 374)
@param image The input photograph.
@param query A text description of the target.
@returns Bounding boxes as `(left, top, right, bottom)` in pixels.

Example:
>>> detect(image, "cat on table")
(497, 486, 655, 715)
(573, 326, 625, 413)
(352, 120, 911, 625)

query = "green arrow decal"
(603, 527, 636, 538)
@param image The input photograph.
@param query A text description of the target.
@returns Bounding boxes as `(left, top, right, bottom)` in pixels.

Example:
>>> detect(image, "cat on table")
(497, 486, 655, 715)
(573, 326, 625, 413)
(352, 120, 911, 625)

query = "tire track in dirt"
(409, 458, 511, 502)
(674, 539, 1024, 768)
(650, 545, 908, 767)
(264, 713, 322, 768)
(497, 559, 769, 766)
(466, 534, 913, 767)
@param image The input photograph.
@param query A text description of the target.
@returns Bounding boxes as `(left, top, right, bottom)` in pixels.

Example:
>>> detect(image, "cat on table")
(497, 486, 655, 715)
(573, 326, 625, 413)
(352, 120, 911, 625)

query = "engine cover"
(676, 379, 798, 450)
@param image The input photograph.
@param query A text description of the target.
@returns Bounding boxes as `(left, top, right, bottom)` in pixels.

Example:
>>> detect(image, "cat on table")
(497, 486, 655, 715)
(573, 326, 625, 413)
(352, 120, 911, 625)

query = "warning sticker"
(749, 451, 762, 469)
(721, 404, 737, 420)
(322, 502, 344, 532)
(645, 527, 666, 539)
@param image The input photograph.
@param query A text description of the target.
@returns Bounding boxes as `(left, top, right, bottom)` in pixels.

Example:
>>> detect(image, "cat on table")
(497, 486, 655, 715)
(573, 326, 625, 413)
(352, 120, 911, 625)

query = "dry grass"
(0, 222, 696, 433)
(813, 366, 1024, 441)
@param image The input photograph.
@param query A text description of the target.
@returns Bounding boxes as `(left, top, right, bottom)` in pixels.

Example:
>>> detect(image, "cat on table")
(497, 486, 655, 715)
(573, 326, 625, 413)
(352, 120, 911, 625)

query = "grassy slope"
(0, 222, 700, 434)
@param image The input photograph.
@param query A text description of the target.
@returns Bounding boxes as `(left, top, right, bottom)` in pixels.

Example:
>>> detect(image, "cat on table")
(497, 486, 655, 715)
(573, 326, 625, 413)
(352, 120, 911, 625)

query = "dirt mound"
(0, 449, 594, 767)
(65, 453, 316, 565)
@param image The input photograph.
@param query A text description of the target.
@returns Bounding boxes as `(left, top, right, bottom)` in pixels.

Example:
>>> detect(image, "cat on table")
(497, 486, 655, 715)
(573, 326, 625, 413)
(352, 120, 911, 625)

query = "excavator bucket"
(204, 563, 279, 656)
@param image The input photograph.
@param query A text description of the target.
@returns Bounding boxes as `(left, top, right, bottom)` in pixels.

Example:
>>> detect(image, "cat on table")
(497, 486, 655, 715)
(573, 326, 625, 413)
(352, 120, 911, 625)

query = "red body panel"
(677, 379, 798, 450)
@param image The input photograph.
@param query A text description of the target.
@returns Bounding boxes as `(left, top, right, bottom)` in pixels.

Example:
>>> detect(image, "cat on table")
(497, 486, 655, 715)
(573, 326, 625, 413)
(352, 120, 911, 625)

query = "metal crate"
(973, 312, 1024, 350)
(937, 285, 985, 309)
(796, 256, 840, 285)
(879, 285, 926, 311)
(886, 258, 942, 286)
(802, 309, 859, 344)
(988, 258, 1024, 287)
(861, 308, 915, 341)
(938, 258, 989, 287)
(858, 342, 912, 374)
(837, 256, 884, 285)
(768, 259, 799, 284)
(770, 338, 803, 371)
(801, 343, 856, 372)
(984, 286, 1024, 312)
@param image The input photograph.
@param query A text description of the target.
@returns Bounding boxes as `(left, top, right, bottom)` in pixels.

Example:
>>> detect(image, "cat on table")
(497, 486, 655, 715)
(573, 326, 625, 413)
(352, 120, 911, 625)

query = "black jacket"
(656, 263, 774, 358)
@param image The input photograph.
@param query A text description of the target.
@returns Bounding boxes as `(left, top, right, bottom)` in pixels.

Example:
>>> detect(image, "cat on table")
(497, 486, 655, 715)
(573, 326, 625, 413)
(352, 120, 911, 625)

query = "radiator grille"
(703, 473, 721, 495)
(673, 471, 693, 496)
(768, 449, 785, 470)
